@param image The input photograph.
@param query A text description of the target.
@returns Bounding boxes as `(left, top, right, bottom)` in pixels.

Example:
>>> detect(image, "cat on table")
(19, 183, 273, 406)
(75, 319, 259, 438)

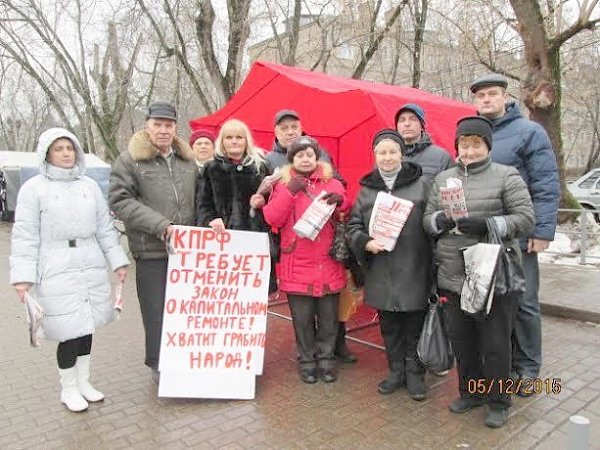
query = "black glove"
(321, 192, 343, 205)
(286, 175, 308, 194)
(435, 213, 455, 233)
(456, 217, 488, 236)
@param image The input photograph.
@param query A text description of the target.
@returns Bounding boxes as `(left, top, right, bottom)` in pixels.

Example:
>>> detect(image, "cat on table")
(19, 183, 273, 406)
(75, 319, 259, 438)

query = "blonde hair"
(215, 119, 266, 172)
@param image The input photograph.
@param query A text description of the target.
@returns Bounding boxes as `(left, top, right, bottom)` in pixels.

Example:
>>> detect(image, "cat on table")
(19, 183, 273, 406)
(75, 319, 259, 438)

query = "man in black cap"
(266, 109, 357, 363)
(470, 73, 560, 395)
(394, 103, 453, 184)
(109, 101, 197, 384)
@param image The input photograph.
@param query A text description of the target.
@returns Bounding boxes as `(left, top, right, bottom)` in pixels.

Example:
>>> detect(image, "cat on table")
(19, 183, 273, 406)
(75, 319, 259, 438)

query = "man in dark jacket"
(109, 102, 197, 383)
(395, 103, 453, 184)
(471, 74, 560, 393)
(395, 103, 453, 378)
(266, 109, 356, 363)
(266, 109, 335, 169)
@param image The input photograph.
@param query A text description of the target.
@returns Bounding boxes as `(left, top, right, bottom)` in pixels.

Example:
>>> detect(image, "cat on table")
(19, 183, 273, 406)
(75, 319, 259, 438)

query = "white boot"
(58, 367, 88, 412)
(76, 355, 105, 402)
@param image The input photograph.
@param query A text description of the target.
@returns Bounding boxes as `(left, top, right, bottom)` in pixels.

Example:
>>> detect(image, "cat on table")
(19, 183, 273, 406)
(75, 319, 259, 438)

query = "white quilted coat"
(9, 128, 129, 342)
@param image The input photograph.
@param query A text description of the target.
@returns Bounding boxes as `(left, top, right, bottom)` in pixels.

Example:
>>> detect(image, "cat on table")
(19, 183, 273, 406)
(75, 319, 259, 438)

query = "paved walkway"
(539, 263, 600, 323)
(1, 222, 599, 449)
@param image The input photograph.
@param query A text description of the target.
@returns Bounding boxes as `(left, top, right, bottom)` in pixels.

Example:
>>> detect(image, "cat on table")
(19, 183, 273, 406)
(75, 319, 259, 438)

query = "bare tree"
(351, 0, 408, 79)
(0, 0, 142, 161)
(507, 0, 599, 208)
(138, 0, 252, 109)
(0, 61, 54, 152)
(262, 0, 302, 66)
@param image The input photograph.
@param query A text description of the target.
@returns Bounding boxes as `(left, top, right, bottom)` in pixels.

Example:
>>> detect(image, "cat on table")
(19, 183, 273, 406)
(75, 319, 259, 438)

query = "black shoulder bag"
(486, 218, 526, 296)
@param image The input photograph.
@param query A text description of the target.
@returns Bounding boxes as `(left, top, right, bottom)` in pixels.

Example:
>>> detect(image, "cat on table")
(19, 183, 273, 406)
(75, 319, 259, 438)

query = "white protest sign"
(158, 226, 270, 399)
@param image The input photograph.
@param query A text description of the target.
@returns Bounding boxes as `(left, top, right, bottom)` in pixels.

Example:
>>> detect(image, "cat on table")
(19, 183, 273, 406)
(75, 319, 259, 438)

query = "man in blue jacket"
(470, 74, 560, 394)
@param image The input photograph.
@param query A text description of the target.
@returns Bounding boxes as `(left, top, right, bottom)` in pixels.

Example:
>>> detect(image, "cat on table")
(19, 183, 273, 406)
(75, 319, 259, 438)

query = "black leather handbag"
(486, 218, 526, 296)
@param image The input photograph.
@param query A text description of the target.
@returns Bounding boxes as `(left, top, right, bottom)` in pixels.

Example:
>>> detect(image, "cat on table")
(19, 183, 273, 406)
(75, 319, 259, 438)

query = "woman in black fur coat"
(196, 119, 276, 292)
(196, 119, 271, 232)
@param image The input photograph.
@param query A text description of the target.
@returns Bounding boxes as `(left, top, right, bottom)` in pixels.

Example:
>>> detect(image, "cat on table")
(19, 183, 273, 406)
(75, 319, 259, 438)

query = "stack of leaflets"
(440, 177, 468, 219)
(293, 191, 335, 241)
(368, 192, 414, 251)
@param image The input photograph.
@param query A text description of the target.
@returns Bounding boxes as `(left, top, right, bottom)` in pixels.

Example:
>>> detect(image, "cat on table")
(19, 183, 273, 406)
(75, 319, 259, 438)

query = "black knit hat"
(287, 136, 321, 162)
(455, 116, 493, 150)
(372, 129, 405, 153)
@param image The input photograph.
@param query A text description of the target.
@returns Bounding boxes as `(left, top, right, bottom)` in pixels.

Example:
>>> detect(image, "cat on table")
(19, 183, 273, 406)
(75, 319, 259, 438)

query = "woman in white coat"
(9, 128, 129, 412)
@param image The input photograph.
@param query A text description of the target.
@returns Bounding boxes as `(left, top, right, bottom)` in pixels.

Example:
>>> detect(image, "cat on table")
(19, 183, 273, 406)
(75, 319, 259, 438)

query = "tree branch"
(352, 1, 407, 79)
(551, 17, 600, 50)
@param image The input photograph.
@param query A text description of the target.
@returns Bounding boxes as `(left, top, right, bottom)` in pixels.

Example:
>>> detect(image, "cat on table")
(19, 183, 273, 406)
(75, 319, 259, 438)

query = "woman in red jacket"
(263, 136, 350, 384)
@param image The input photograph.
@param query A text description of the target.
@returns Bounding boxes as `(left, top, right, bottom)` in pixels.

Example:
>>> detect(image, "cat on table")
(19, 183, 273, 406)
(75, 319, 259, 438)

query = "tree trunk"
(411, 0, 428, 88)
(284, 0, 302, 66)
(523, 47, 574, 209)
(508, 0, 579, 216)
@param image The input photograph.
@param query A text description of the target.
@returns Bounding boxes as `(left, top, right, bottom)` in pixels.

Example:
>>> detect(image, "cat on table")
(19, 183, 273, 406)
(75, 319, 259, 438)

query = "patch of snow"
(539, 219, 600, 267)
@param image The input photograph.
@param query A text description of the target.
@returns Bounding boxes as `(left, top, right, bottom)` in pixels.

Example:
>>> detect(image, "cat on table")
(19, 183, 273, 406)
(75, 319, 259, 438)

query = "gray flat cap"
(470, 73, 508, 93)
(146, 102, 177, 121)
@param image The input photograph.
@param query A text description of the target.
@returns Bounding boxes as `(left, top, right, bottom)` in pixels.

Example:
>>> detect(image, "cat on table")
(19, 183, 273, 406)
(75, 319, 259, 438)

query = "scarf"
(378, 166, 401, 190)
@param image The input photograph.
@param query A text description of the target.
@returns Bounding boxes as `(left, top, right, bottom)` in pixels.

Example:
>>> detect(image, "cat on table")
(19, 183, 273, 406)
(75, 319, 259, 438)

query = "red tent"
(189, 61, 475, 197)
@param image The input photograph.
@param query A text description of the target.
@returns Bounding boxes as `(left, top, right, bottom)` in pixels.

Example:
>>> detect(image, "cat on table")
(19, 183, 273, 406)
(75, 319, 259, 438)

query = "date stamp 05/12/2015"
(466, 378, 562, 395)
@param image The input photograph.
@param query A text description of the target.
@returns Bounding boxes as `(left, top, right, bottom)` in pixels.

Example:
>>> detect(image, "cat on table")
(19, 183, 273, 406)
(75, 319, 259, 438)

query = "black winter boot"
(335, 322, 358, 363)
(406, 358, 426, 401)
(377, 360, 405, 394)
(485, 408, 508, 428)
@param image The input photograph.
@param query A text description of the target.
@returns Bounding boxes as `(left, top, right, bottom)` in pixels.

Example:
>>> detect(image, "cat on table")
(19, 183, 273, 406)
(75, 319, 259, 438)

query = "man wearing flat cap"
(470, 73, 559, 395)
(109, 101, 197, 384)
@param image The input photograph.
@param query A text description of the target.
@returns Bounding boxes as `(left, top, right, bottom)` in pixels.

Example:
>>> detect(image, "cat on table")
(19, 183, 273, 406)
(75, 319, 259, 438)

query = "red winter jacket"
(263, 162, 350, 297)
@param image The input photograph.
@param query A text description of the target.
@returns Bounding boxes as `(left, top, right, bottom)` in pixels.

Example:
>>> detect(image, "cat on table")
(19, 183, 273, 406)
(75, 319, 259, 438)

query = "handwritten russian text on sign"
(158, 226, 270, 399)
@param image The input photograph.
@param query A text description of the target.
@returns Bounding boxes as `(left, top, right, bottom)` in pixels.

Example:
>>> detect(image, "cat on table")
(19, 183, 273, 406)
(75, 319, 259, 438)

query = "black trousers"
(287, 294, 339, 370)
(442, 290, 518, 410)
(379, 309, 427, 372)
(57, 334, 92, 369)
(136, 258, 169, 369)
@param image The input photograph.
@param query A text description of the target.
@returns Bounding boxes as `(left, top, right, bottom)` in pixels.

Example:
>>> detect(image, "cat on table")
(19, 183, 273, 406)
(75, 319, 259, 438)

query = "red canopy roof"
(190, 61, 475, 196)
